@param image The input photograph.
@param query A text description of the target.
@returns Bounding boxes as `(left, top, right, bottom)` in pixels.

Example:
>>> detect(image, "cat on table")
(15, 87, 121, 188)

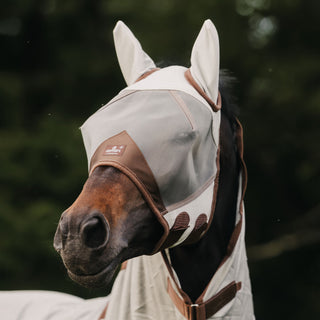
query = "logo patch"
(103, 145, 126, 156)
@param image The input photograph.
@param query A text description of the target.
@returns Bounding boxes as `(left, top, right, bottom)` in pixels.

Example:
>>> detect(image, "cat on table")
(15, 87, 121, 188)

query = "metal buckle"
(188, 304, 199, 320)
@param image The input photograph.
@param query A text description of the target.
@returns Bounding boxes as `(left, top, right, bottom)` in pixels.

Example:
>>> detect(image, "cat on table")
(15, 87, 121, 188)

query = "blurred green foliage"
(0, 0, 319, 318)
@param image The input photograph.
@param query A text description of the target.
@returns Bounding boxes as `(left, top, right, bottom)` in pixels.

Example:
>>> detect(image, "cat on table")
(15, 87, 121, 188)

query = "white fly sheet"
(0, 291, 108, 320)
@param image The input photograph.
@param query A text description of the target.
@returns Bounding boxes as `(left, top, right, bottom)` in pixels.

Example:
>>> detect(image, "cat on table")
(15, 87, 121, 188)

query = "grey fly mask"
(81, 20, 223, 253)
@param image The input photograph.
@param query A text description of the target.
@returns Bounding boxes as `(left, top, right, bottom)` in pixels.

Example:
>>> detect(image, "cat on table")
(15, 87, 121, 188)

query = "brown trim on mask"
(91, 160, 169, 252)
(90, 130, 165, 212)
(215, 118, 247, 265)
(184, 69, 221, 112)
(193, 118, 248, 304)
(183, 214, 208, 245)
(160, 212, 191, 249)
(135, 68, 160, 82)
(90, 130, 169, 253)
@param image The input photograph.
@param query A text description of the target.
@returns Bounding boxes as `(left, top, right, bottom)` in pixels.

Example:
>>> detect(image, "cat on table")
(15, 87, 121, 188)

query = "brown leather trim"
(215, 118, 247, 265)
(167, 276, 241, 320)
(135, 68, 160, 82)
(202, 281, 241, 317)
(184, 69, 221, 112)
(120, 260, 128, 270)
(167, 277, 190, 318)
(167, 277, 206, 320)
(159, 157, 216, 250)
(98, 302, 109, 320)
(90, 130, 166, 212)
(195, 118, 248, 303)
(220, 120, 247, 264)
(89, 131, 169, 253)
(91, 161, 162, 215)
(183, 214, 208, 245)
(160, 212, 190, 249)
(161, 251, 193, 305)
(92, 160, 170, 253)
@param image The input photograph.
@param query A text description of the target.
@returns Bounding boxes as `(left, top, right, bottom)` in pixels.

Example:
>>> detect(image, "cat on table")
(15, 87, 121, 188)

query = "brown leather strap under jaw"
(184, 69, 221, 112)
(167, 278, 241, 320)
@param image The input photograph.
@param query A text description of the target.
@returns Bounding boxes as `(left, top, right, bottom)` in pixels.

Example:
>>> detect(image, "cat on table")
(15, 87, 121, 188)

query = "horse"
(0, 20, 255, 320)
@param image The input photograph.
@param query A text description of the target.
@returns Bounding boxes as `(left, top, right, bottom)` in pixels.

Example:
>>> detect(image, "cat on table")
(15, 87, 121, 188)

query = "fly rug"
(0, 20, 255, 320)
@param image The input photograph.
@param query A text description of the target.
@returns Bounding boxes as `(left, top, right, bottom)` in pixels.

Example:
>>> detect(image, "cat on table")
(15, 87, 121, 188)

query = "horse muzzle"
(53, 211, 115, 287)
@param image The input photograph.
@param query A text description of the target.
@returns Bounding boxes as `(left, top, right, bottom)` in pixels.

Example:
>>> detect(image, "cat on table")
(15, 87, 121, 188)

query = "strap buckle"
(187, 303, 206, 320)
(188, 304, 198, 320)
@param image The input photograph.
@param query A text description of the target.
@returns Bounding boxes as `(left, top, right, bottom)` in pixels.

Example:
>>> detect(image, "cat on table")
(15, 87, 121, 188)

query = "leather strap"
(184, 69, 221, 112)
(167, 278, 241, 320)
(121, 260, 128, 270)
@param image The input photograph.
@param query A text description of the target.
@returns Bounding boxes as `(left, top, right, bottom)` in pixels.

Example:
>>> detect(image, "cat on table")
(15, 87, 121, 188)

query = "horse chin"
(67, 261, 119, 289)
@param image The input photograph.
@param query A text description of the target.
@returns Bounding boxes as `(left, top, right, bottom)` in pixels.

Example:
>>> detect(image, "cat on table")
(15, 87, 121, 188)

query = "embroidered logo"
(103, 145, 126, 156)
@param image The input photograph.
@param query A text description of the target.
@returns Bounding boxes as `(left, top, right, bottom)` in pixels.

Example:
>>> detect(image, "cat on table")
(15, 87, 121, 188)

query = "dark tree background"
(0, 1, 319, 319)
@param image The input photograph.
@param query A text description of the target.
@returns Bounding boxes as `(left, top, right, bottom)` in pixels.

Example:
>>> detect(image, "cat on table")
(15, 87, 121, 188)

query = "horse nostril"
(81, 215, 109, 249)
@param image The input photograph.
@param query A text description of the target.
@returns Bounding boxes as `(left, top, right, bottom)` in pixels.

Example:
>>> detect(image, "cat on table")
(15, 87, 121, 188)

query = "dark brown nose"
(54, 212, 109, 252)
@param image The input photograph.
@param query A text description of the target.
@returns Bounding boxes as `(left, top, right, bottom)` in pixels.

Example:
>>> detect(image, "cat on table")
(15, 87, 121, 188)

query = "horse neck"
(169, 112, 240, 302)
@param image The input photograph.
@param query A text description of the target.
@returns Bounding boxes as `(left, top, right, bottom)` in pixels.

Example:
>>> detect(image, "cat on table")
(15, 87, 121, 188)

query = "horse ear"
(113, 21, 156, 86)
(190, 19, 220, 104)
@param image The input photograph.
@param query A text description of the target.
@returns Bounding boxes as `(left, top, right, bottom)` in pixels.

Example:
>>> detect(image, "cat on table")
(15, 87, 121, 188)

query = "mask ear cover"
(190, 19, 220, 105)
(113, 21, 157, 86)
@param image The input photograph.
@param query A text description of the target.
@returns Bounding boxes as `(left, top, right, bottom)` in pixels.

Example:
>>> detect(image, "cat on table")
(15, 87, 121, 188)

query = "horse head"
(54, 20, 222, 289)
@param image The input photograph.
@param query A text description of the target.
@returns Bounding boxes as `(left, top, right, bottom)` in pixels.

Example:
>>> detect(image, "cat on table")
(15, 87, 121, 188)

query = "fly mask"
(81, 20, 222, 253)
